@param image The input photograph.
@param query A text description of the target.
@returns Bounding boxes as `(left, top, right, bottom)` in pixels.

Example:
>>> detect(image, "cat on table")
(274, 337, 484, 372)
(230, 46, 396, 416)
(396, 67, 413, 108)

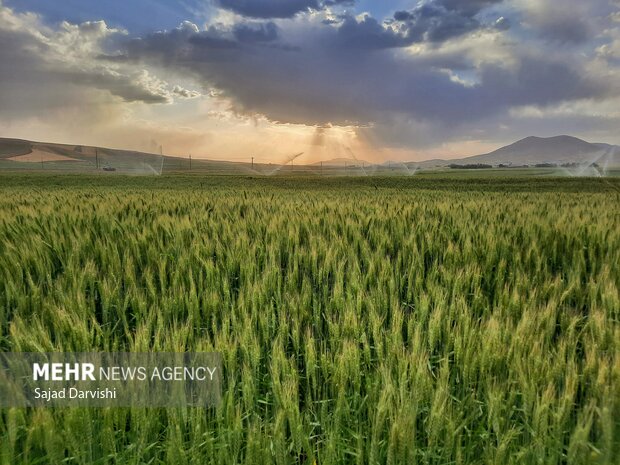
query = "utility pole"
(95, 148, 99, 170)
(159, 145, 164, 175)
(251, 156, 254, 170)
(189, 154, 192, 171)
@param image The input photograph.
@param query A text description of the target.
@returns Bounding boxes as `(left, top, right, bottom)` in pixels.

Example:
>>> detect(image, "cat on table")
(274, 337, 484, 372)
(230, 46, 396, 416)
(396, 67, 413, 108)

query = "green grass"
(0, 174, 619, 464)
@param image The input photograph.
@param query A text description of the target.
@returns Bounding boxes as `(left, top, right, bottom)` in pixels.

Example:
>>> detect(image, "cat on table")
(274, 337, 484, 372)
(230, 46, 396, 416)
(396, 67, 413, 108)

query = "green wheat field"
(0, 174, 619, 465)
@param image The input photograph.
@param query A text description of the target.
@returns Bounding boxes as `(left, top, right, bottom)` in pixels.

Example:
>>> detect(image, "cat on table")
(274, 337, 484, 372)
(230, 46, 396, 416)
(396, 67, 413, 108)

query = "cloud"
(596, 24, 620, 66)
(536, 17, 593, 44)
(1, 0, 619, 157)
(233, 21, 279, 43)
(117, 15, 615, 129)
(515, 0, 599, 44)
(0, 3, 180, 111)
(336, 15, 410, 49)
(440, 0, 504, 16)
(215, 0, 353, 19)
(172, 84, 201, 98)
(392, 0, 507, 43)
(332, 1, 507, 51)
(72, 69, 173, 104)
(494, 16, 510, 31)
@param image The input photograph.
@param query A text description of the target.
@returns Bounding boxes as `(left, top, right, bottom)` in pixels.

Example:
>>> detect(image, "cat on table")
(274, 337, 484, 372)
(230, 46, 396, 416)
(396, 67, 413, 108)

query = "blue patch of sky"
(4, 0, 204, 34)
(5, 0, 419, 33)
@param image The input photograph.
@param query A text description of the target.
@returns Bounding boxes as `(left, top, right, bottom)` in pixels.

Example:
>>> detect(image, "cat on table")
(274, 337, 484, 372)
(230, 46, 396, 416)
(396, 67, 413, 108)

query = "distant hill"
(2, 135, 619, 174)
(418, 136, 620, 168)
(0, 137, 350, 175)
(0, 138, 249, 174)
(0, 138, 168, 173)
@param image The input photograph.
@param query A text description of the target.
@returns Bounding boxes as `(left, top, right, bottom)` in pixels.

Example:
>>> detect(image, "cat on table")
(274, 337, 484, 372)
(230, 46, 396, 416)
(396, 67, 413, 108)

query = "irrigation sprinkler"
(346, 147, 368, 177)
(265, 152, 304, 176)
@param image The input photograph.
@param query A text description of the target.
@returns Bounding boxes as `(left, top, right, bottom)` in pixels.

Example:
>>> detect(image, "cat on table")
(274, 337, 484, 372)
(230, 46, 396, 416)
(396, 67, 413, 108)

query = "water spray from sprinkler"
(345, 147, 368, 176)
(265, 152, 304, 176)
(158, 145, 164, 176)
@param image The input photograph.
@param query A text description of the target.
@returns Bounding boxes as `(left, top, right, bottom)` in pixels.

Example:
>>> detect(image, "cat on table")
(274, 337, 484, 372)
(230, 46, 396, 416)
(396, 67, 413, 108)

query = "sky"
(0, 0, 619, 163)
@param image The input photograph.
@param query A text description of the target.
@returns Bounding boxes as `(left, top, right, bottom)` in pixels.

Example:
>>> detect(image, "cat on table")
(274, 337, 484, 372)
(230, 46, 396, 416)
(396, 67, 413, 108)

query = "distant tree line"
(448, 163, 493, 169)
(450, 162, 602, 169)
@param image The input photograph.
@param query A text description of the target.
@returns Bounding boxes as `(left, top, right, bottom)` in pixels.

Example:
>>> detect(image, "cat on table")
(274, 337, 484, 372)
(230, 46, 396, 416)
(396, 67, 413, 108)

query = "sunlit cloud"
(0, 0, 619, 161)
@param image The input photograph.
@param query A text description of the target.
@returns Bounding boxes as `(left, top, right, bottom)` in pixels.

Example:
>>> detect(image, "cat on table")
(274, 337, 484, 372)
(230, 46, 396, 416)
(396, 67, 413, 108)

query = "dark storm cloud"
(117, 17, 614, 127)
(335, 15, 410, 49)
(233, 22, 278, 43)
(534, 14, 594, 44)
(123, 21, 241, 67)
(439, 0, 504, 16)
(393, 0, 507, 43)
(215, 0, 353, 19)
(518, 0, 605, 45)
(334, 1, 508, 52)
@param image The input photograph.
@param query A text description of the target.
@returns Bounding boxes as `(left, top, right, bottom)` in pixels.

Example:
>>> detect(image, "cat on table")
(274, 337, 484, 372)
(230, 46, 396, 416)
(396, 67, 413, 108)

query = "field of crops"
(0, 174, 618, 465)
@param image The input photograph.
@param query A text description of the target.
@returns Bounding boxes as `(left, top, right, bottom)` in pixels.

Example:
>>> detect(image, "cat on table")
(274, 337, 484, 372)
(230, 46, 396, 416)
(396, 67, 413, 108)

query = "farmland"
(0, 174, 619, 464)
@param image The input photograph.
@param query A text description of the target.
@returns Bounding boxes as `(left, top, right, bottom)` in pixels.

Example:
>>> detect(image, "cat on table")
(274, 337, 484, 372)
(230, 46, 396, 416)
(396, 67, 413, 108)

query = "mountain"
(419, 136, 620, 167)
